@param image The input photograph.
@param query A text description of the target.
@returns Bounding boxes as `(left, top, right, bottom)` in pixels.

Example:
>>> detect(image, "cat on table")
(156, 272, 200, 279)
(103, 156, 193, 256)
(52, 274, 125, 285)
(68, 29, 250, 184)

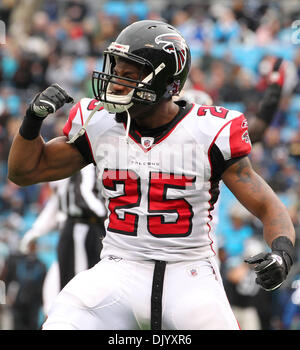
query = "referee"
(20, 164, 106, 290)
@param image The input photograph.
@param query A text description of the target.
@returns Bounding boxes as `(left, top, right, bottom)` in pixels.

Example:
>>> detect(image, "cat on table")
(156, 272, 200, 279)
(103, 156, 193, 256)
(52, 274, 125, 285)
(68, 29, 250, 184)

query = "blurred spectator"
(255, 8, 281, 46)
(211, 4, 241, 43)
(280, 273, 300, 329)
(222, 236, 273, 330)
(218, 202, 254, 257)
(1, 241, 46, 330)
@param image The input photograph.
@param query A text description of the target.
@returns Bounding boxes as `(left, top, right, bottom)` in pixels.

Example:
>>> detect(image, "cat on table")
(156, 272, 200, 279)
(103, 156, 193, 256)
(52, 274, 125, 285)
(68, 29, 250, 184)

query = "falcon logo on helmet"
(155, 33, 188, 75)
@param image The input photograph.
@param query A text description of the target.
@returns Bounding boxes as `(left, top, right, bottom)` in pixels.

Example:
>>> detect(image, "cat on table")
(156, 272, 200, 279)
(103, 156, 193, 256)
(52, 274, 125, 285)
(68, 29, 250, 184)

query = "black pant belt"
(151, 260, 166, 330)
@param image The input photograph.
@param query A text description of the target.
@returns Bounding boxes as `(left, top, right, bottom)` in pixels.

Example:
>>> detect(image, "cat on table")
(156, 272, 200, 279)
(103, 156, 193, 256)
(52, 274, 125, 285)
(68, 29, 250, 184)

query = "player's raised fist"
(29, 83, 74, 118)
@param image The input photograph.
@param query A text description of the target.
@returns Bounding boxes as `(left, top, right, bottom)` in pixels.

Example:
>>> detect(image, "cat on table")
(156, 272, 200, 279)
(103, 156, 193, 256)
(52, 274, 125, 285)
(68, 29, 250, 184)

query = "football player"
(8, 20, 295, 330)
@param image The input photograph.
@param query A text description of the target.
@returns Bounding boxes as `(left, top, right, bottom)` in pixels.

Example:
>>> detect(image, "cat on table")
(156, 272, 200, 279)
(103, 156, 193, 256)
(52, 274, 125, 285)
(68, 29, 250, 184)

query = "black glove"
(20, 84, 74, 140)
(244, 236, 294, 291)
(28, 83, 74, 118)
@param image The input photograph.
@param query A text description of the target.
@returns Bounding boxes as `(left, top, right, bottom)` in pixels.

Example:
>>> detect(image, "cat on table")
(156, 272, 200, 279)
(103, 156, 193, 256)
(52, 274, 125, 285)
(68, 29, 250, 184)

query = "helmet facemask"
(92, 45, 166, 114)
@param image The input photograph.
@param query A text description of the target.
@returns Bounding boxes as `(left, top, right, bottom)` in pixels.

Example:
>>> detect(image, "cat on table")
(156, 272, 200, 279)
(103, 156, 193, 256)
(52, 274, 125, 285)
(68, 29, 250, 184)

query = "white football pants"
(43, 256, 239, 330)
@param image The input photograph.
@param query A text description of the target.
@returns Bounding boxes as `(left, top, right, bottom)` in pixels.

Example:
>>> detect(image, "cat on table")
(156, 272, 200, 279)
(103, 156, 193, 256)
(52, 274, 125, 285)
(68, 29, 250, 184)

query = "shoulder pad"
(63, 98, 114, 141)
(192, 104, 252, 160)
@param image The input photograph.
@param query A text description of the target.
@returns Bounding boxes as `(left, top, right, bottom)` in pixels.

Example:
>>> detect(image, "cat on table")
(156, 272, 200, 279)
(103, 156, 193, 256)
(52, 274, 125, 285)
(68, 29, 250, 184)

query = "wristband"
(19, 109, 44, 140)
(271, 236, 294, 264)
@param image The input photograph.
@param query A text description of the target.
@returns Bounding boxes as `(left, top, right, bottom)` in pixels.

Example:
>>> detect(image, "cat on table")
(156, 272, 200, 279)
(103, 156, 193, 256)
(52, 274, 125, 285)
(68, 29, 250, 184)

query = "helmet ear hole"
(169, 80, 181, 96)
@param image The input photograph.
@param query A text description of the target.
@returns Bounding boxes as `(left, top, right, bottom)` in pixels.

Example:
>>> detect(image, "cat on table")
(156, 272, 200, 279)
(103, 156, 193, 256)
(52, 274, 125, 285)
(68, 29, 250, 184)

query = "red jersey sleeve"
(62, 100, 95, 164)
(213, 113, 252, 161)
(63, 101, 81, 138)
(229, 114, 252, 158)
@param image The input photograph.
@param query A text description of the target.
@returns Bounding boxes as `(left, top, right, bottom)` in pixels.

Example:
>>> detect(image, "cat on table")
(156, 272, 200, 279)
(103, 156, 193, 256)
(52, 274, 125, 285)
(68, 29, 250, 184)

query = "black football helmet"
(92, 20, 191, 113)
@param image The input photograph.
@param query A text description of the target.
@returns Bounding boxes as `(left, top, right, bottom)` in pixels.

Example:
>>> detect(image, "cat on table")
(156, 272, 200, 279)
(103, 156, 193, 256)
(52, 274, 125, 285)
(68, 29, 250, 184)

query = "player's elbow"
(7, 170, 34, 187)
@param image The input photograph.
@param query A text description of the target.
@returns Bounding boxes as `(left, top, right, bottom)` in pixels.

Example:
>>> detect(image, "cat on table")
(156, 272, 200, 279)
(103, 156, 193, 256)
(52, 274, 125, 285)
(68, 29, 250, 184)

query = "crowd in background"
(0, 0, 300, 330)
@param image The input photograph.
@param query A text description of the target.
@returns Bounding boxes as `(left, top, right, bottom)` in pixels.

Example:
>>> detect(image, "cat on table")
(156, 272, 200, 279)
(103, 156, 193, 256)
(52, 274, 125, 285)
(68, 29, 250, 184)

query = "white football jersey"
(63, 98, 251, 262)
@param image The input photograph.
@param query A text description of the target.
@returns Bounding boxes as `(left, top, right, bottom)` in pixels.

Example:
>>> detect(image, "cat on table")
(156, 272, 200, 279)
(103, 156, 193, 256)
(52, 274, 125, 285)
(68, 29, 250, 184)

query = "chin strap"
(124, 107, 131, 143)
(66, 101, 104, 144)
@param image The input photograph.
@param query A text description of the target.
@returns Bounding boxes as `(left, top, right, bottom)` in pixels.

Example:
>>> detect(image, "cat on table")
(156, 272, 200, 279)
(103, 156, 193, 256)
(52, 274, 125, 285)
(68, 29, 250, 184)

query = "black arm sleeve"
(74, 134, 95, 165)
(210, 143, 245, 181)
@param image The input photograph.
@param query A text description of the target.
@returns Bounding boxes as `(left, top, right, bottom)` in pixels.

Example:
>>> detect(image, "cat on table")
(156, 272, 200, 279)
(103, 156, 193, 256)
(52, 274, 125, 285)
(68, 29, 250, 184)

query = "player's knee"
(169, 291, 235, 329)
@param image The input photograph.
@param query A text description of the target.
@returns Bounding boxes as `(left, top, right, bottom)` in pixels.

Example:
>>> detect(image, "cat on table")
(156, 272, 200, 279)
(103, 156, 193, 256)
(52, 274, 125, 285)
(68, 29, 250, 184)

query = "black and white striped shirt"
(55, 164, 106, 222)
